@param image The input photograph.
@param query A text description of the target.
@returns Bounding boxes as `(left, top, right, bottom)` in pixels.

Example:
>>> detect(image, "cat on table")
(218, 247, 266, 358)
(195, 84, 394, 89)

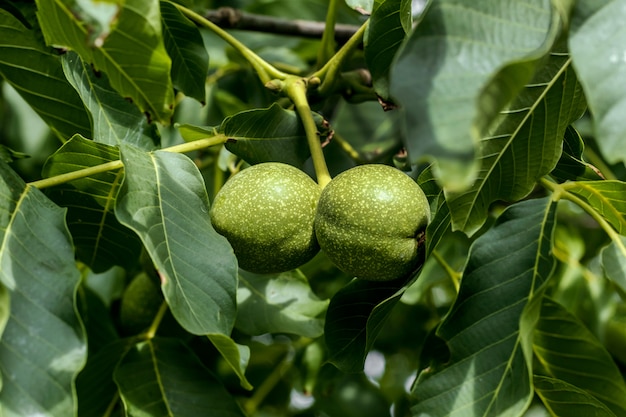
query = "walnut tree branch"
(204, 7, 362, 44)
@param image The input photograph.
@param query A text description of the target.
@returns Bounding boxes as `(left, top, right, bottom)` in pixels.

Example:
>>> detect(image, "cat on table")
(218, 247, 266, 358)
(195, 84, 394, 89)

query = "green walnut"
(314, 164, 430, 281)
(210, 162, 321, 274)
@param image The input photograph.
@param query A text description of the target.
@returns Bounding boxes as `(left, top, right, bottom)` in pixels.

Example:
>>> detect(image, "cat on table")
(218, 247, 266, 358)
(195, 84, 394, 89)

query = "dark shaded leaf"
(417, 165, 451, 255)
(221, 104, 330, 168)
(114, 338, 246, 416)
(412, 197, 557, 416)
(42, 135, 142, 272)
(325, 274, 415, 372)
(161, 0, 209, 103)
(365, 0, 409, 99)
(551, 125, 604, 182)
(0, 8, 91, 140)
(76, 338, 137, 416)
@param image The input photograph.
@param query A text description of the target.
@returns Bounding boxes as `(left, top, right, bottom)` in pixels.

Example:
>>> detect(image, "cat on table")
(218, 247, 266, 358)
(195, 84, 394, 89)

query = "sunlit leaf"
(391, 0, 561, 189)
(207, 334, 253, 390)
(114, 338, 246, 416)
(412, 197, 557, 417)
(236, 270, 328, 338)
(0, 160, 86, 417)
(36, 0, 175, 123)
(533, 297, 626, 416)
(115, 144, 238, 336)
(42, 134, 142, 272)
(0, 8, 91, 140)
(534, 375, 617, 417)
(569, 0, 626, 166)
(62, 52, 160, 149)
(161, 0, 209, 103)
(444, 44, 585, 236)
(344, 0, 375, 14)
(601, 236, 626, 296)
(563, 180, 626, 234)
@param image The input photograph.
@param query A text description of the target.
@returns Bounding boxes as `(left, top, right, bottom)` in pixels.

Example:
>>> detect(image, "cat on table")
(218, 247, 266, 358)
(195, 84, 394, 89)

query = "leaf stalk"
(29, 136, 228, 189)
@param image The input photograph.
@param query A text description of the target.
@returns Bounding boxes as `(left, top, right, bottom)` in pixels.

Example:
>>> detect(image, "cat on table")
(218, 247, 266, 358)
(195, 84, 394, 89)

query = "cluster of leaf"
(1, 0, 626, 416)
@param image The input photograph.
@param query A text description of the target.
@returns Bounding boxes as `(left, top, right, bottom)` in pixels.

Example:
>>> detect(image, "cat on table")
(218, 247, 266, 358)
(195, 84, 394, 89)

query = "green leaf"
(551, 125, 604, 182)
(412, 197, 557, 417)
(221, 104, 329, 168)
(534, 375, 617, 417)
(365, 0, 408, 99)
(161, 0, 209, 103)
(42, 134, 142, 272)
(601, 236, 626, 296)
(62, 52, 161, 149)
(114, 338, 246, 416)
(36, 0, 175, 123)
(325, 275, 414, 372)
(391, 0, 561, 190)
(0, 8, 91, 140)
(115, 144, 238, 336)
(236, 270, 328, 338)
(569, 0, 626, 166)
(331, 100, 403, 163)
(0, 160, 86, 417)
(344, 0, 375, 13)
(76, 338, 137, 416)
(533, 297, 626, 416)
(417, 165, 451, 255)
(0, 145, 29, 164)
(207, 334, 252, 390)
(563, 180, 626, 234)
(444, 44, 585, 236)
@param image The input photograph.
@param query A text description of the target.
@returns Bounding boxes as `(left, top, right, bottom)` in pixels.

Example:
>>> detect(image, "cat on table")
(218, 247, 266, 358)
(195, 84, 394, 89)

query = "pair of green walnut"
(210, 163, 430, 281)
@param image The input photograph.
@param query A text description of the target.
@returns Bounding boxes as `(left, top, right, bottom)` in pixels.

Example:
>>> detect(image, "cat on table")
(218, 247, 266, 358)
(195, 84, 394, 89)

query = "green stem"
(244, 353, 294, 415)
(316, 0, 339, 68)
(311, 19, 368, 96)
(284, 77, 331, 188)
(29, 136, 228, 189)
(144, 301, 169, 339)
(173, 3, 288, 84)
(540, 178, 626, 257)
(29, 160, 124, 189)
(432, 250, 461, 291)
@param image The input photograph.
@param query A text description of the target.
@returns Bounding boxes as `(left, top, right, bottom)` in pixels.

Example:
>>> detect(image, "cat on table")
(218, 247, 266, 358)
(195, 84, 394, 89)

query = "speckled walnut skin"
(314, 164, 430, 281)
(210, 162, 321, 274)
